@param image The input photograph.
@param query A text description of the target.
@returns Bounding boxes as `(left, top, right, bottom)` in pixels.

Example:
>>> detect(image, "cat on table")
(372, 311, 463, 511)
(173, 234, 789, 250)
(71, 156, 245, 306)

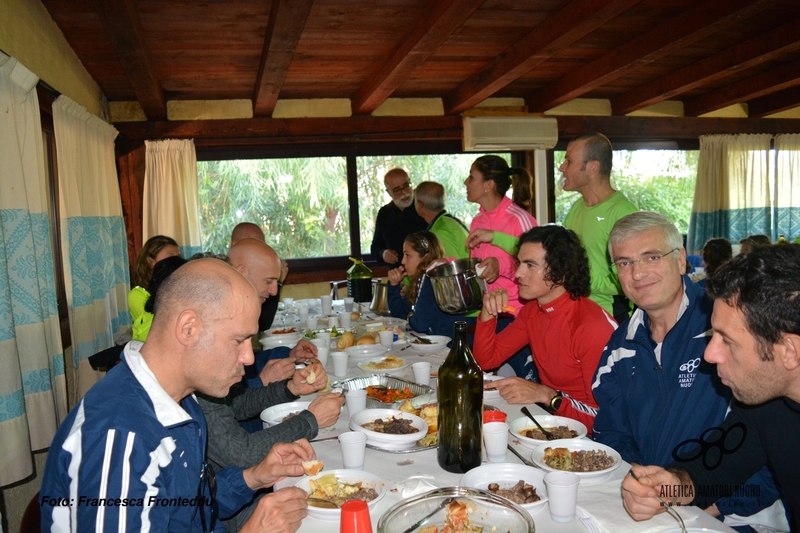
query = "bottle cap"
(340, 500, 372, 533)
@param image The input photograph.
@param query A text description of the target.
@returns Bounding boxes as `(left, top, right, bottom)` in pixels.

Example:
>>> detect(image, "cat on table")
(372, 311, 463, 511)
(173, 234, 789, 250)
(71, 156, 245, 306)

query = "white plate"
(408, 335, 450, 353)
(357, 356, 409, 374)
(349, 408, 428, 450)
(344, 344, 389, 360)
(259, 401, 311, 428)
(459, 463, 548, 515)
(483, 374, 504, 401)
(531, 439, 621, 484)
(259, 336, 300, 349)
(508, 415, 588, 449)
(294, 469, 386, 520)
(262, 326, 302, 342)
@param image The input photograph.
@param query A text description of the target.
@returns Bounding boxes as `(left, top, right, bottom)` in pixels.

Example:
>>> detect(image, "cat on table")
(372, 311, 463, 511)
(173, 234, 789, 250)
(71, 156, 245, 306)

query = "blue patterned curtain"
(774, 134, 800, 241)
(53, 96, 131, 399)
(0, 53, 68, 486)
(688, 134, 773, 254)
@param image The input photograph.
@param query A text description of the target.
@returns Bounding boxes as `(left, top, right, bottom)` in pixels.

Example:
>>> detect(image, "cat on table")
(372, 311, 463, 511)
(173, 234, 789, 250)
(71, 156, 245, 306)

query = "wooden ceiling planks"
(525, 0, 776, 112)
(252, 0, 314, 117)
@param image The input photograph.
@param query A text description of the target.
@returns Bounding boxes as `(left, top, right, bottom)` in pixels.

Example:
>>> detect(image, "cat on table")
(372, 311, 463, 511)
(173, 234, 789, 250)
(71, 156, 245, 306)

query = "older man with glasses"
(591, 211, 783, 530)
(370, 167, 428, 267)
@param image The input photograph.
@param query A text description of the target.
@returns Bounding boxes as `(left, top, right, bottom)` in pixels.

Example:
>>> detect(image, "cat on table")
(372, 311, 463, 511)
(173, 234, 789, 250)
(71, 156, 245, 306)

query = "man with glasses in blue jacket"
(592, 211, 784, 531)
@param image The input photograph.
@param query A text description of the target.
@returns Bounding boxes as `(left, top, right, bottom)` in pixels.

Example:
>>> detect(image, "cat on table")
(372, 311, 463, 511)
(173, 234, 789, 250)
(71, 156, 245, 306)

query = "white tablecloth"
(272, 346, 735, 533)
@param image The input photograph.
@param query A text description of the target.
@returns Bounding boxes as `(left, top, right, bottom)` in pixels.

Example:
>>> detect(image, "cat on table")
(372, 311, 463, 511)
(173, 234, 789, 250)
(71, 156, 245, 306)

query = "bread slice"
(302, 460, 324, 476)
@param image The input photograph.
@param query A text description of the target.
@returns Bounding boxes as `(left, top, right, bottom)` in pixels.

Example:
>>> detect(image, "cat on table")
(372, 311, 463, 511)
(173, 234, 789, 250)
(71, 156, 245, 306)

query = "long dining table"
(272, 341, 736, 533)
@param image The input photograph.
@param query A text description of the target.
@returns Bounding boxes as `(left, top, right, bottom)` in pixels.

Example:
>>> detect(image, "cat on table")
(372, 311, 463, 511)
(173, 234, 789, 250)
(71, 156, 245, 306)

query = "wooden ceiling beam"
(443, 0, 642, 115)
(90, 0, 166, 120)
(114, 116, 463, 143)
(351, 0, 484, 116)
(685, 57, 800, 116)
(526, 0, 774, 112)
(748, 86, 800, 117)
(612, 18, 800, 115)
(252, 0, 314, 117)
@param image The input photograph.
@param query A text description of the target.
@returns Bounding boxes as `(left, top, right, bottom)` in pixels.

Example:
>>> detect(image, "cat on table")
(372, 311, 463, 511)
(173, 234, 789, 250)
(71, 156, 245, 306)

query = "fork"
(409, 331, 432, 344)
(627, 470, 687, 533)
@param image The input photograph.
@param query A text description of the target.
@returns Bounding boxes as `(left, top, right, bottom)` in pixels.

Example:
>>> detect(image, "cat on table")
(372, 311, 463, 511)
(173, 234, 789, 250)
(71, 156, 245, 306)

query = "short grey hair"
(414, 181, 445, 212)
(608, 211, 683, 258)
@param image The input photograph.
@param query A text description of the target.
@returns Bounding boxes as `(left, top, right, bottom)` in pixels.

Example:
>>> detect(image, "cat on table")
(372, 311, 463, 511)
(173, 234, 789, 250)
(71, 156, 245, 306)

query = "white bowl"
(459, 463, 548, 515)
(483, 374, 504, 401)
(408, 335, 451, 353)
(262, 326, 302, 342)
(357, 356, 409, 375)
(531, 439, 622, 484)
(259, 401, 311, 428)
(294, 469, 386, 520)
(349, 408, 428, 450)
(344, 344, 389, 360)
(259, 336, 301, 349)
(508, 415, 587, 449)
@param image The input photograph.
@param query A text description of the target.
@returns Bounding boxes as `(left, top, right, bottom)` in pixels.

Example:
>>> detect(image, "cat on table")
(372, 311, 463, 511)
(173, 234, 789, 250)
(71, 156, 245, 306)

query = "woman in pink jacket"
(465, 155, 537, 315)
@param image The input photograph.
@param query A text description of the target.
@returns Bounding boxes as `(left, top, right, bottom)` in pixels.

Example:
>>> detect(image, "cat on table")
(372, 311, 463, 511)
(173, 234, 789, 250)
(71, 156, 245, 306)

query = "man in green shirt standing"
(560, 132, 637, 323)
(415, 181, 470, 259)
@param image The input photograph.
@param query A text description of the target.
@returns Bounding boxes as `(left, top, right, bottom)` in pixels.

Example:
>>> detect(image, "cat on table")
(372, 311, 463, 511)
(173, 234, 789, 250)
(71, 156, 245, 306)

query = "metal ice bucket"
(427, 258, 487, 314)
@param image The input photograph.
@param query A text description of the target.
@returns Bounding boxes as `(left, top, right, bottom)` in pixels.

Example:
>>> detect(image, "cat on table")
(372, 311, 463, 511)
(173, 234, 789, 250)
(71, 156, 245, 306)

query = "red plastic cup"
(340, 500, 372, 533)
(483, 410, 508, 423)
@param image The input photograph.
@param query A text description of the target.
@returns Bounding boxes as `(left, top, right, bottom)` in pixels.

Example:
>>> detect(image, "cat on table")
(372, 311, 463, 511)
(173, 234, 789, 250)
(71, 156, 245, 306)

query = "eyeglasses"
(386, 182, 412, 195)
(198, 462, 218, 533)
(612, 248, 680, 272)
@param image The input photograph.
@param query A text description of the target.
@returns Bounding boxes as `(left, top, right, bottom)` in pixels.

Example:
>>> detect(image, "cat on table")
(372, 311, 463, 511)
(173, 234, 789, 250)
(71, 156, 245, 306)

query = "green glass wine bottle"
(437, 321, 483, 473)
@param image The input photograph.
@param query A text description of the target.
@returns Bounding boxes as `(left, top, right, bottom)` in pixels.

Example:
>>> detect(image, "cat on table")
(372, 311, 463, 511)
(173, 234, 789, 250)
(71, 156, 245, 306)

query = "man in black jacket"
(370, 168, 427, 267)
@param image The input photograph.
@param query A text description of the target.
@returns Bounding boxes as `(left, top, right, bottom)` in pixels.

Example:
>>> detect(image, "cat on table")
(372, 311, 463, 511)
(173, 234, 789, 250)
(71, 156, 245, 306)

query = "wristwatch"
(549, 391, 563, 413)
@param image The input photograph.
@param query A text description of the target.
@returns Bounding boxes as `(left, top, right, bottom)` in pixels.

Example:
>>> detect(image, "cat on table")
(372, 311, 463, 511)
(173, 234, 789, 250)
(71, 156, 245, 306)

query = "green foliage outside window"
(554, 150, 698, 234)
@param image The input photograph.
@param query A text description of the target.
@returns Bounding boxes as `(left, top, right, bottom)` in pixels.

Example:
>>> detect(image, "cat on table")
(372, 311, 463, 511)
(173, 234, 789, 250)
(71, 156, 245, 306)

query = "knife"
(507, 444, 538, 468)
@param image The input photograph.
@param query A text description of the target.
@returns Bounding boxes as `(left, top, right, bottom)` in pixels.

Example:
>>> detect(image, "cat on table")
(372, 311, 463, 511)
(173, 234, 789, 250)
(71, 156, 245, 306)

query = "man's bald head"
(227, 239, 281, 302)
(231, 222, 265, 246)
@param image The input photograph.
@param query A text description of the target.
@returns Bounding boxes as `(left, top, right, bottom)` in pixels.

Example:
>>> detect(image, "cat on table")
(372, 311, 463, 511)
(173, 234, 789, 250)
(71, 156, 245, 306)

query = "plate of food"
(349, 408, 428, 450)
(295, 469, 386, 520)
(331, 375, 434, 409)
(259, 401, 311, 429)
(508, 415, 587, 449)
(531, 439, 621, 484)
(483, 374, 504, 401)
(459, 463, 548, 515)
(357, 355, 408, 374)
(407, 334, 451, 353)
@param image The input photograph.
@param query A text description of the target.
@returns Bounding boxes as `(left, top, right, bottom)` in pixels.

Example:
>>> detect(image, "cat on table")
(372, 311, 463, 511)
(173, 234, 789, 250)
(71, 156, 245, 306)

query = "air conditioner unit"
(462, 116, 558, 151)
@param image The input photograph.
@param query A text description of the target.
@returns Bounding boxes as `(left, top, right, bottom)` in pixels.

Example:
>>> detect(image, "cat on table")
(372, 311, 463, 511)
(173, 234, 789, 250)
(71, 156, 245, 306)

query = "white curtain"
(688, 134, 772, 253)
(774, 134, 800, 241)
(53, 96, 131, 400)
(143, 139, 203, 257)
(0, 53, 68, 486)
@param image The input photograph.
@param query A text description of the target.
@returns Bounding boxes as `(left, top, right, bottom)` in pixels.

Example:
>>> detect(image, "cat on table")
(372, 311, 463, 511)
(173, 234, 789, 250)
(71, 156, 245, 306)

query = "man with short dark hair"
(370, 168, 428, 267)
(559, 132, 637, 322)
(472, 225, 616, 432)
(623, 244, 799, 532)
(41, 259, 313, 533)
(414, 181, 469, 259)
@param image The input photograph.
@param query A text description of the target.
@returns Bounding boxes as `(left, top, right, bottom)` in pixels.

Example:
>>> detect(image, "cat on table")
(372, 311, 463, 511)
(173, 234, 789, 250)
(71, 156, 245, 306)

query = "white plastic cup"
(338, 431, 367, 470)
(411, 362, 432, 386)
(315, 346, 329, 368)
(344, 388, 367, 417)
(310, 338, 327, 350)
(378, 330, 394, 349)
(331, 351, 349, 377)
(297, 305, 309, 323)
(340, 312, 352, 329)
(317, 331, 332, 345)
(482, 421, 509, 463)
(283, 297, 294, 307)
(306, 316, 318, 330)
(320, 294, 333, 316)
(328, 315, 339, 329)
(343, 297, 355, 312)
(544, 471, 580, 523)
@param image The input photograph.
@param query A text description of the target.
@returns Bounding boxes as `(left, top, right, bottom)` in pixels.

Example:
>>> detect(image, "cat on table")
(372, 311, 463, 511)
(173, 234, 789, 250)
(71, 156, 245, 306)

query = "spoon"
(307, 497, 340, 509)
(521, 406, 556, 441)
(409, 331, 433, 344)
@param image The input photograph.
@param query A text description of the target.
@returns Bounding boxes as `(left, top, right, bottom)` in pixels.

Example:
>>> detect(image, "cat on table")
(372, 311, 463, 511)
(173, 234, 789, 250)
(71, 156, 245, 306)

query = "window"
(198, 152, 510, 261)
(554, 150, 698, 233)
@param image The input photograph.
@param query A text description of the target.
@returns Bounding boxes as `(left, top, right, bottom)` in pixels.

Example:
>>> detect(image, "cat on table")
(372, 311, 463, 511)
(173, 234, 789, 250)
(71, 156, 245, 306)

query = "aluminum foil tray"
(331, 374, 435, 409)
